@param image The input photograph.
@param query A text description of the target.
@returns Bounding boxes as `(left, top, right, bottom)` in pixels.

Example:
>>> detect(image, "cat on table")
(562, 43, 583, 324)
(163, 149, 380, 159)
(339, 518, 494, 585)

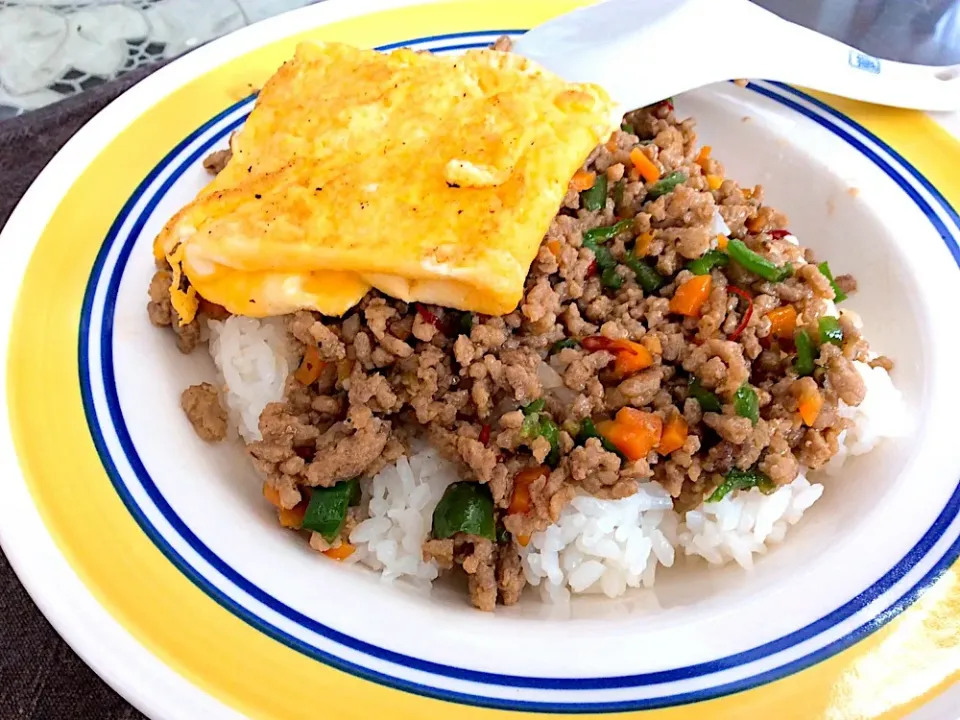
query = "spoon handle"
(514, 0, 960, 114)
(744, 1, 960, 112)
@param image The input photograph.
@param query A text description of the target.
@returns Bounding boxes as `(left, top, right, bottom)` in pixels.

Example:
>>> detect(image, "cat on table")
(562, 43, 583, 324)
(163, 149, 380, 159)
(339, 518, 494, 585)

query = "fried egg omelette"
(155, 41, 616, 323)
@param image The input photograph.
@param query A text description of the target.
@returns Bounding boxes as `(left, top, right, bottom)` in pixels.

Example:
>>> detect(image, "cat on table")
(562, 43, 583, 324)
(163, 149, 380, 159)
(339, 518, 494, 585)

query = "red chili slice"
(728, 286, 754, 341)
(581, 335, 616, 352)
(586, 259, 598, 277)
(416, 303, 439, 328)
(479, 424, 491, 446)
(768, 229, 790, 240)
(581, 336, 646, 358)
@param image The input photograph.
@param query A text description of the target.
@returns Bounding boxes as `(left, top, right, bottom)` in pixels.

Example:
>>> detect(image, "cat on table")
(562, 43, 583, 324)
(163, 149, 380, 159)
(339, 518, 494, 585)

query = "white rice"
(347, 448, 458, 587)
(676, 473, 822, 568)
(207, 316, 293, 442)
(208, 318, 906, 601)
(520, 483, 678, 604)
(824, 360, 908, 475)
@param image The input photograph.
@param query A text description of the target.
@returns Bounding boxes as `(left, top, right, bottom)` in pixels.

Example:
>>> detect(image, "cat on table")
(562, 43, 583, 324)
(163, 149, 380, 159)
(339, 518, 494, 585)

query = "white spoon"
(512, 0, 960, 114)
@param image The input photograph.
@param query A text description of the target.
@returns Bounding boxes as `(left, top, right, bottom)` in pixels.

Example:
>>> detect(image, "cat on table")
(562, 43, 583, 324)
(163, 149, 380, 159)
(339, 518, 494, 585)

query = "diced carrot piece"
(262, 483, 283, 509)
(717, 234, 728, 250)
(509, 466, 549, 515)
(596, 419, 617, 436)
(767, 305, 798, 338)
(279, 497, 309, 528)
(706, 174, 723, 190)
(294, 345, 325, 385)
(611, 339, 654, 376)
(323, 542, 357, 561)
(746, 215, 764, 233)
(798, 386, 824, 426)
(606, 138, 619, 152)
(517, 534, 531, 547)
(669, 275, 712, 317)
(629, 147, 661, 183)
(635, 231, 653, 256)
(581, 336, 655, 376)
(571, 169, 597, 192)
(599, 408, 663, 461)
(695, 145, 712, 167)
(509, 483, 530, 516)
(658, 414, 688, 455)
(546, 239, 561, 258)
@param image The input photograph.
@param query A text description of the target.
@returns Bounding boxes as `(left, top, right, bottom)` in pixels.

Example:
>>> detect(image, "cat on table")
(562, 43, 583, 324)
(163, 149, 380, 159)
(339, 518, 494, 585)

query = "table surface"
(0, 0, 958, 119)
(1, 0, 959, 718)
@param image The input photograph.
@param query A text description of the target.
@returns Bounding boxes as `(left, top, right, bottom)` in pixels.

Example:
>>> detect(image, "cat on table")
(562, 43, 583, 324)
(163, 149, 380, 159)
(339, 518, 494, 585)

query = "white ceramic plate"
(2, 1, 960, 718)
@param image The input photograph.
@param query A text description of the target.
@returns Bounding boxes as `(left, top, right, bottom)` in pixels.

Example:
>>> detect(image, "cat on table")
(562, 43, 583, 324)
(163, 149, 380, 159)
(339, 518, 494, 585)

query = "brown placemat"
(0, 63, 171, 720)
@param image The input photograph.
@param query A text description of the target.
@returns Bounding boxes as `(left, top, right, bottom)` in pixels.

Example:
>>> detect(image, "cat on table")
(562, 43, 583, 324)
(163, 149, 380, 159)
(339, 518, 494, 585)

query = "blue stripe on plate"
(77, 32, 960, 712)
(376, 30, 524, 52)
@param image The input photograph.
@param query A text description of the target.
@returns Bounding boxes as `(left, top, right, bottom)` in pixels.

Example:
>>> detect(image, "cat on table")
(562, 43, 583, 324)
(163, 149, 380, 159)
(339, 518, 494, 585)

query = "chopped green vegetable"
(580, 173, 608, 211)
(591, 242, 617, 268)
(551, 338, 579, 354)
(688, 378, 722, 412)
(301, 478, 359, 541)
(584, 240, 616, 272)
(601, 266, 624, 290)
(818, 316, 844, 346)
(458, 312, 474, 336)
(646, 170, 687, 199)
(794, 329, 816, 376)
(687, 249, 729, 276)
(583, 218, 634, 244)
(521, 399, 561, 466)
(726, 239, 793, 282)
(521, 399, 544, 437)
(540, 417, 562, 466)
(707, 469, 775, 503)
(733, 383, 760, 425)
(817, 261, 848, 302)
(496, 524, 510, 544)
(432, 482, 495, 540)
(620, 122, 635, 134)
(613, 179, 626, 209)
(576, 418, 623, 457)
(623, 255, 665, 293)
(523, 398, 546, 415)
(520, 413, 540, 439)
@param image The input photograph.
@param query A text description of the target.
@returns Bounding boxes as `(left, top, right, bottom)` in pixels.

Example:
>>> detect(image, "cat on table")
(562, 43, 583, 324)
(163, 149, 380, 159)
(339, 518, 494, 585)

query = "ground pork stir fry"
(151, 77, 886, 611)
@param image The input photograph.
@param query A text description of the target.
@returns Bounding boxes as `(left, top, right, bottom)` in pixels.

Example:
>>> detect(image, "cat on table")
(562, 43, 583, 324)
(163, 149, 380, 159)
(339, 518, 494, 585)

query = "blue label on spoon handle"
(848, 50, 881, 74)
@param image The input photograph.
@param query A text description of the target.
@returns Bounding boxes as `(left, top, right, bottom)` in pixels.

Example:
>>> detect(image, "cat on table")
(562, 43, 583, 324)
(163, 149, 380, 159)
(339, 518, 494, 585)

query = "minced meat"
(180, 383, 228, 442)
(155, 62, 882, 611)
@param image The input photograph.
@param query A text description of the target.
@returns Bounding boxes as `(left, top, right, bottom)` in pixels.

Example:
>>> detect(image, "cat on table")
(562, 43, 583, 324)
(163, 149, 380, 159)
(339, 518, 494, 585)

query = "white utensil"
(512, 0, 960, 114)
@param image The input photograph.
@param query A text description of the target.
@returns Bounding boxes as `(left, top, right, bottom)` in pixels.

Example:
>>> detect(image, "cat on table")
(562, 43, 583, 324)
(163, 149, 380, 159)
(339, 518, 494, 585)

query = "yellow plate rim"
(2, 1, 960, 718)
